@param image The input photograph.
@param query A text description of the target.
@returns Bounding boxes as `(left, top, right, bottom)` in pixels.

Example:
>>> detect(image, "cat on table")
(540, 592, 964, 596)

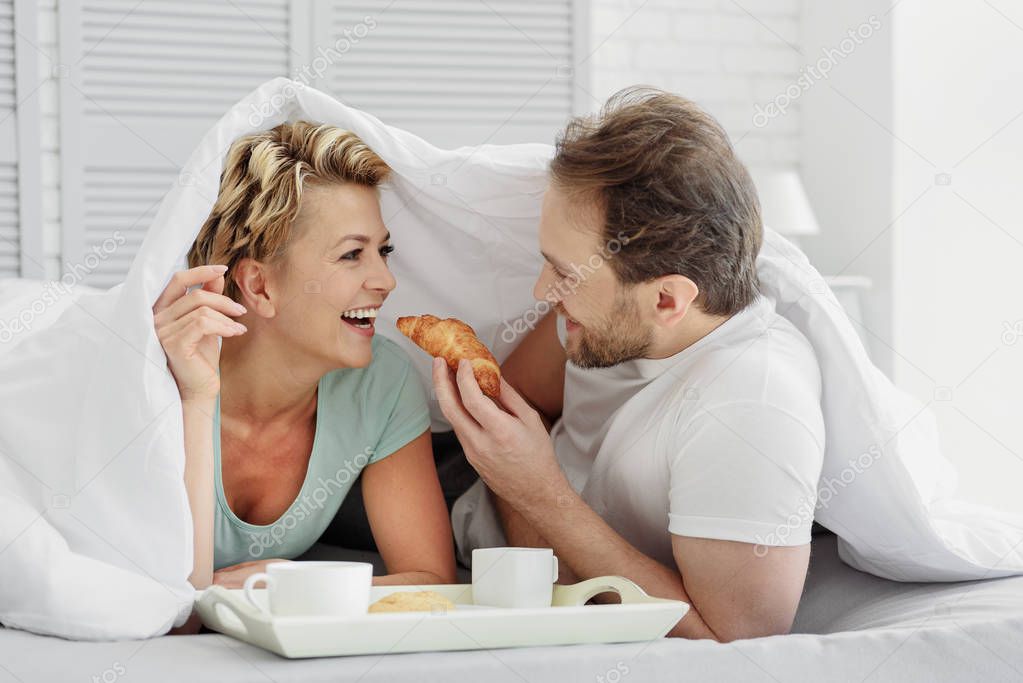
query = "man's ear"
(233, 257, 276, 318)
(653, 275, 699, 327)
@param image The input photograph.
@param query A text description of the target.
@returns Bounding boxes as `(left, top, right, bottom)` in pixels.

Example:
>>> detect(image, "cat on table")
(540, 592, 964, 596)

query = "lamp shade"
(749, 168, 820, 237)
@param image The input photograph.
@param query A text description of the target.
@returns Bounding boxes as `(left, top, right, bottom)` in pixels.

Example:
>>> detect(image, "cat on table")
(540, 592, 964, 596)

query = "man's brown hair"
(549, 87, 762, 316)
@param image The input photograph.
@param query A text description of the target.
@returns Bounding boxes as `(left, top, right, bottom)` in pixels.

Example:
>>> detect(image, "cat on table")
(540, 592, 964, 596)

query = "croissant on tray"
(396, 314, 501, 399)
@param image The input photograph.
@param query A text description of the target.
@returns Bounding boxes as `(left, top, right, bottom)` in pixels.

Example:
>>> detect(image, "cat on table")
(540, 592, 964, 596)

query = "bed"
(2, 532, 1022, 683)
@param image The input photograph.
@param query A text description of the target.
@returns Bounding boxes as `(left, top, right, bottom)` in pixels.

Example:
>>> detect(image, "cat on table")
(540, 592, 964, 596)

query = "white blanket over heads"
(0, 78, 1020, 641)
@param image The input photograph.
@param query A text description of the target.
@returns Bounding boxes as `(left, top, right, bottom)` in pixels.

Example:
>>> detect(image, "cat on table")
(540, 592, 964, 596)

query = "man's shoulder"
(681, 299, 819, 403)
(659, 299, 823, 449)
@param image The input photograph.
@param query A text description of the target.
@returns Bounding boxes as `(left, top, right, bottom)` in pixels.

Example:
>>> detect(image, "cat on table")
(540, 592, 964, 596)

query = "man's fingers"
(432, 357, 484, 440)
(496, 375, 540, 422)
(456, 359, 508, 427)
(153, 265, 229, 313)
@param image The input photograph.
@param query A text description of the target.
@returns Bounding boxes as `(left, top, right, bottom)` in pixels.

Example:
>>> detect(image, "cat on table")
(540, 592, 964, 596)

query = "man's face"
(534, 184, 653, 368)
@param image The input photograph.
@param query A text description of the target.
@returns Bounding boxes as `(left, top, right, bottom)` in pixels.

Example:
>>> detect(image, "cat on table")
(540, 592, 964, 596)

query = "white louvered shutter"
(60, 0, 300, 287)
(313, 0, 585, 148)
(0, 0, 18, 278)
(0, 0, 42, 279)
(58, 0, 586, 286)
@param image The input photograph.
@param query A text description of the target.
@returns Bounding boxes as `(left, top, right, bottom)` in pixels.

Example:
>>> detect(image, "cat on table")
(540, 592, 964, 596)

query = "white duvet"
(0, 78, 1020, 640)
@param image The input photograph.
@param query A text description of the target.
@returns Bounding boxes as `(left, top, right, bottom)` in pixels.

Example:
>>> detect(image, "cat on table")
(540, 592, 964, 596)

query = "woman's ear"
(233, 257, 276, 318)
(653, 275, 699, 327)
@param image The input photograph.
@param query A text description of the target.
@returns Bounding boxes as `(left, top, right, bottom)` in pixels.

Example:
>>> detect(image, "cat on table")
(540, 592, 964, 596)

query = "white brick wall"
(587, 0, 805, 170)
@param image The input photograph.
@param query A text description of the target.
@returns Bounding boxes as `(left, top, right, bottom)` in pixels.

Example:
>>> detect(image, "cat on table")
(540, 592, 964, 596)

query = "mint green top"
(213, 335, 431, 570)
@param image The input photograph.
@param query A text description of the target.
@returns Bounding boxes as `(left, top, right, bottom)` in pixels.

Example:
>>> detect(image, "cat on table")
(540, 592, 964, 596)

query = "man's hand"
(431, 357, 568, 508)
(212, 558, 291, 589)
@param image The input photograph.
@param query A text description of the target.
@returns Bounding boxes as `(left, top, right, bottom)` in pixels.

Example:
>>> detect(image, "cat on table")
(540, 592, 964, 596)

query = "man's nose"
(533, 267, 559, 303)
(532, 273, 548, 302)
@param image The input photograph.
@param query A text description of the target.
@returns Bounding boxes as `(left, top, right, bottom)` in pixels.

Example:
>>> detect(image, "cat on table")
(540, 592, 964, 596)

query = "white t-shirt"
(451, 294, 825, 569)
(548, 294, 825, 568)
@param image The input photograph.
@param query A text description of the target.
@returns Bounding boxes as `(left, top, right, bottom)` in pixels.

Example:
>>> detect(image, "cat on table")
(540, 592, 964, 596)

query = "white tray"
(196, 576, 689, 658)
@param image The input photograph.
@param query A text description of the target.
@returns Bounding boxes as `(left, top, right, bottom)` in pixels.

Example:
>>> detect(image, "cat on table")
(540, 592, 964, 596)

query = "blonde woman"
(154, 122, 456, 613)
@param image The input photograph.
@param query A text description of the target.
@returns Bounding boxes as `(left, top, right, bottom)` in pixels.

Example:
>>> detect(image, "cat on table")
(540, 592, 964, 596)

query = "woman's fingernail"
(233, 303, 246, 313)
(214, 264, 228, 273)
(235, 323, 247, 333)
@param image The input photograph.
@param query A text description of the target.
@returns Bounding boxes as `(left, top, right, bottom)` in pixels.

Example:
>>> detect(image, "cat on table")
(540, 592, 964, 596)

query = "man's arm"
(672, 535, 809, 640)
(491, 494, 579, 583)
(492, 310, 567, 558)
(519, 483, 810, 641)
(517, 403, 818, 640)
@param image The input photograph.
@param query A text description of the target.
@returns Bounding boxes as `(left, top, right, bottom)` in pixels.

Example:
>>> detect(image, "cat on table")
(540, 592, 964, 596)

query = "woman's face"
(266, 182, 396, 372)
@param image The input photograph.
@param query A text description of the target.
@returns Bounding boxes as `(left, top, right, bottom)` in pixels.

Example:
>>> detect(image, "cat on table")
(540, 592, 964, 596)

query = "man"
(435, 87, 824, 641)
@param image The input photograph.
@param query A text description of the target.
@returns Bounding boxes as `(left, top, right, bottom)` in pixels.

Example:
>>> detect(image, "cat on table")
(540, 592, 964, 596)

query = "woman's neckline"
(213, 375, 325, 532)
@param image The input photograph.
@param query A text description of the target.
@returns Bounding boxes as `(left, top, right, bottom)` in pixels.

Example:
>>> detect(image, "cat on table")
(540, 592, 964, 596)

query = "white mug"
(242, 561, 372, 618)
(471, 547, 559, 608)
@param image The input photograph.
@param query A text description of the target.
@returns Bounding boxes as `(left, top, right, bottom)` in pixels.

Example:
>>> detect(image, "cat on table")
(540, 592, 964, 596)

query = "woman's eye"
(339, 245, 394, 262)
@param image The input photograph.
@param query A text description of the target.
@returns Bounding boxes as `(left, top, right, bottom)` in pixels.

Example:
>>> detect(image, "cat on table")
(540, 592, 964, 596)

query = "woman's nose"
(367, 257, 397, 293)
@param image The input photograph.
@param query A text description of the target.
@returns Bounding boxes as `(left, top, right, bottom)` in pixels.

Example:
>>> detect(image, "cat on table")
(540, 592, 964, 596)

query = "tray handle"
(552, 575, 653, 607)
(198, 585, 269, 640)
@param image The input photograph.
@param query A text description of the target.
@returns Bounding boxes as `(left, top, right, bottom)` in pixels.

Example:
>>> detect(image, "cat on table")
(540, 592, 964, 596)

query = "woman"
(154, 122, 456, 610)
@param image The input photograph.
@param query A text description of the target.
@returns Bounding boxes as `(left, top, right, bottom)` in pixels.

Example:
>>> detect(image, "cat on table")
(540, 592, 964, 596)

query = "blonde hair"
(187, 121, 391, 300)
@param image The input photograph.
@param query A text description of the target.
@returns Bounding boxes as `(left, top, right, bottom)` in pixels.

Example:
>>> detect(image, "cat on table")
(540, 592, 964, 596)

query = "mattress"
(2, 533, 1022, 683)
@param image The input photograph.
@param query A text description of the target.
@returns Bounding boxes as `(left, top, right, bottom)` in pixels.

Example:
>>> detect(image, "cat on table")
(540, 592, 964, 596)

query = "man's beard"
(565, 292, 653, 369)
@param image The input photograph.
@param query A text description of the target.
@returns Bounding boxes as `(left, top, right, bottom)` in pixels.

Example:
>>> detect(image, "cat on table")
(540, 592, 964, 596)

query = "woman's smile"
(340, 304, 380, 337)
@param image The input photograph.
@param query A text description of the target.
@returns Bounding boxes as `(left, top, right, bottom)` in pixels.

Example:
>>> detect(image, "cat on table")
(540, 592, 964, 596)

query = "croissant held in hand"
(396, 314, 501, 399)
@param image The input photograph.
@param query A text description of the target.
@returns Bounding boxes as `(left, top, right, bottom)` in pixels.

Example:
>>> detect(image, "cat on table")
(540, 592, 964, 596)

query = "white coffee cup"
(471, 547, 559, 608)
(242, 561, 372, 618)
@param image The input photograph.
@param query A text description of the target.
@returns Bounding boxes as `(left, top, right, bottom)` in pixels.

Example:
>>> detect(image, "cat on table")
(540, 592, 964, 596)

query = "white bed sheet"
(2, 533, 1021, 683)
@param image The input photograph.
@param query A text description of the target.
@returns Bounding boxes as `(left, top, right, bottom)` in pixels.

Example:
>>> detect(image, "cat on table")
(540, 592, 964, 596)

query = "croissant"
(396, 314, 501, 399)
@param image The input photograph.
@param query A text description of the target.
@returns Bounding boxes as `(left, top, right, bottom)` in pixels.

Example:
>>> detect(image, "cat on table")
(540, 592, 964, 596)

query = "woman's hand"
(153, 265, 248, 402)
(212, 558, 292, 589)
